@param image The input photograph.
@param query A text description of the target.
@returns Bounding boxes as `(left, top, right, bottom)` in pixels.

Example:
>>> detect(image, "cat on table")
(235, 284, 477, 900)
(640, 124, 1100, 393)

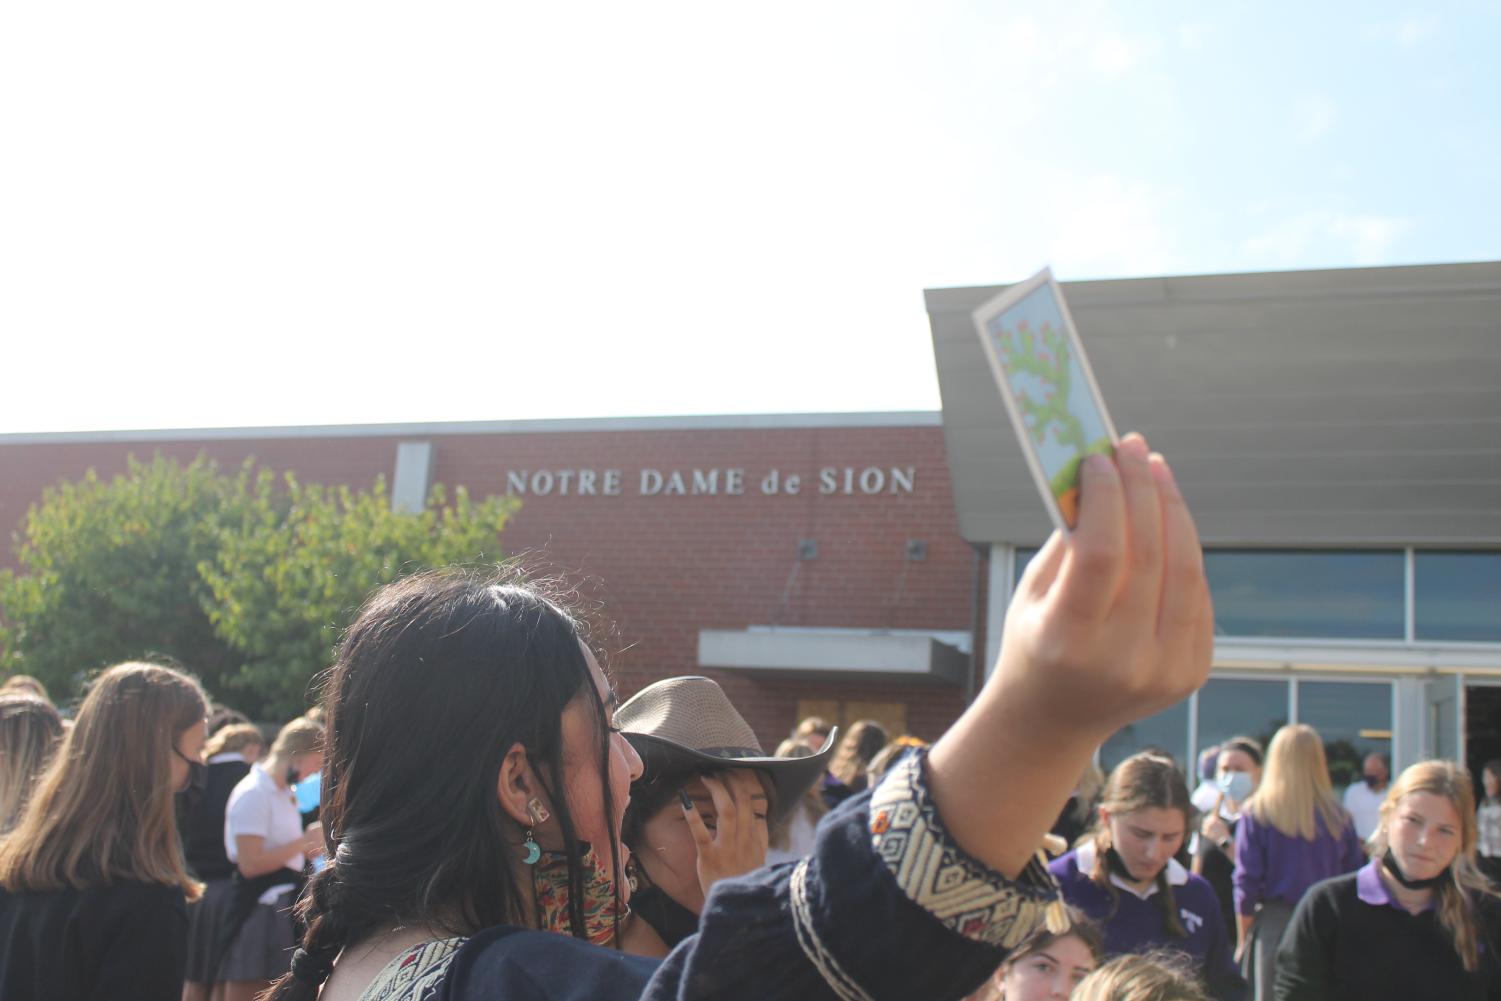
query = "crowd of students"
(0, 438, 1499, 1000)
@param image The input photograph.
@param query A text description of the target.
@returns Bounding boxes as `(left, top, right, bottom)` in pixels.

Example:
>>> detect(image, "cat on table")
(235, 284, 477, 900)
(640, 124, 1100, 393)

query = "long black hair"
(267, 568, 619, 1000)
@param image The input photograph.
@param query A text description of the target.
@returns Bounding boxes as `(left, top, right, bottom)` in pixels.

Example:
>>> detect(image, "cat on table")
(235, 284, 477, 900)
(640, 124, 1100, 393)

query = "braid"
(264, 864, 355, 1001)
(1157, 869, 1187, 938)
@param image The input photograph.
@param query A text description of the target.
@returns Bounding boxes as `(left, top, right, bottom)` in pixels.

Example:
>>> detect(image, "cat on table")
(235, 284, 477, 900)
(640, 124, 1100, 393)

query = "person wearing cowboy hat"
(612, 676, 835, 958)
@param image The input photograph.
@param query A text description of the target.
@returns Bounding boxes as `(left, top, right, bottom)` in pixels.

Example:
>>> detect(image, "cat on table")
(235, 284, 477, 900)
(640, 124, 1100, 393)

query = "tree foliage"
(0, 455, 516, 718)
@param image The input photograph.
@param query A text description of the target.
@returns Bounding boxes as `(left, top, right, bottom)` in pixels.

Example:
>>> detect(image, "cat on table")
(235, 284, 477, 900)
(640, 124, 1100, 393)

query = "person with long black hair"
(260, 434, 1217, 1001)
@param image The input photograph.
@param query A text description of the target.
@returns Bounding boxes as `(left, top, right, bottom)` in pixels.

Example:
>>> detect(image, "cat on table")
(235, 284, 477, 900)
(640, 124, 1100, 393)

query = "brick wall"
(0, 420, 987, 746)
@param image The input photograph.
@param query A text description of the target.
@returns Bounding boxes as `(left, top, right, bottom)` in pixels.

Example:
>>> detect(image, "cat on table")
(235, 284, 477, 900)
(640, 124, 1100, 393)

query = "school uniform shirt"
(1274, 859, 1501, 1001)
(0, 880, 188, 1001)
(1479, 798, 1501, 859)
(1049, 842, 1246, 1001)
(183, 752, 252, 880)
(224, 763, 305, 904)
(1232, 808, 1365, 917)
(1342, 781, 1386, 842)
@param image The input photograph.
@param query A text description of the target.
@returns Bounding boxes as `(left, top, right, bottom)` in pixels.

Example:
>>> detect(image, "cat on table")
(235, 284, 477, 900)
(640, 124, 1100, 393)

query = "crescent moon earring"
(522, 828, 541, 865)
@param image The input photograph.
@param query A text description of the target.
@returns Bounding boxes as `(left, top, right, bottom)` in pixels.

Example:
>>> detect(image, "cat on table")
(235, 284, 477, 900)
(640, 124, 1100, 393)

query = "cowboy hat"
(615, 676, 835, 826)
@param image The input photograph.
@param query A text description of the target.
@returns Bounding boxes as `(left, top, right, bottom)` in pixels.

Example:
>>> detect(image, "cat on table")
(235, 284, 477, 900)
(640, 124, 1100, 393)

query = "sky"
(2, 1, 1497, 434)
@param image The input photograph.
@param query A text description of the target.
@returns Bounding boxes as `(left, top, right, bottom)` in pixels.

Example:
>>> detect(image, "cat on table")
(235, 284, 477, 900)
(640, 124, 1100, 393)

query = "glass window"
(1197, 678, 1289, 758)
(1014, 546, 1040, 587)
(1297, 681, 1393, 789)
(1100, 701, 1189, 774)
(1204, 550, 1404, 639)
(1415, 551, 1501, 642)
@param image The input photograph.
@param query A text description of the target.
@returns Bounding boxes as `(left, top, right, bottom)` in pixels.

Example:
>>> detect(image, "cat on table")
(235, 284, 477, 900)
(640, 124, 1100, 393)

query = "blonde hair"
(1073, 952, 1209, 1001)
(1370, 760, 1501, 973)
(0, 662, 208, 900)
(268, 716, 324, 763)
(1090, 752, 1193, 938)
(768, 738, 830, 852)
(0, 696, 64, 833)
(829, 719, 889, 787)
(1246, 724, 1347, 841)
(204, 722, 265, 759)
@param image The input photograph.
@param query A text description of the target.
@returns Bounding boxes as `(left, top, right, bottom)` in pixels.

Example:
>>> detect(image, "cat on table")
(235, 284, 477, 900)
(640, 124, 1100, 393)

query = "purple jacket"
(1232, 806, 1366, 915)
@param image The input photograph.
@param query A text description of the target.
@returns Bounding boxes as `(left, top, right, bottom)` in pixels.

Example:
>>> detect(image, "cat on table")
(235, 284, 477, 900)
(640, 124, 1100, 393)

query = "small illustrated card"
(971, 267, 1119, 532)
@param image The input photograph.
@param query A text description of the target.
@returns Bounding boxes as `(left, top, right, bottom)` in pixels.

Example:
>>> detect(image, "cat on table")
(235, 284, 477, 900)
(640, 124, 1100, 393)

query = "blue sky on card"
(1, 2, 1496, 432)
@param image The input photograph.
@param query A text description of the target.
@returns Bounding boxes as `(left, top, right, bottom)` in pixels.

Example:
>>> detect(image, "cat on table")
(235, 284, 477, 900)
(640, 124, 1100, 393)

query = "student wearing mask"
(1342, 753, 1390, 843)
(260, 434, 1219, 1001)
(819, 718, 889, 808)
(614, 675, 832, 956)
(967, 907, 1104, 1001)
(1232, 725, 1364, 1001)
(0, 662, 209, 1001)
(215, 716, 324, 1001)
(1274, 760, 1501, 1000)
(1049, 752, 1246, 1001)
(1193, 738, 1264, 939)
(0, 694, 64, 833)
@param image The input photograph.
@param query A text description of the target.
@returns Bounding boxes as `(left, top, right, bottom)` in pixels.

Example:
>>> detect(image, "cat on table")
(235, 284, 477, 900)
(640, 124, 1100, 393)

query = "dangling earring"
(521, 797, 551, 865)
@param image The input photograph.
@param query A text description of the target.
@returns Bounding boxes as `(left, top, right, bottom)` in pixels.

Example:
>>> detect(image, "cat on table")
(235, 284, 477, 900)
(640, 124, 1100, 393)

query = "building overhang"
(698, 627, 970, 685)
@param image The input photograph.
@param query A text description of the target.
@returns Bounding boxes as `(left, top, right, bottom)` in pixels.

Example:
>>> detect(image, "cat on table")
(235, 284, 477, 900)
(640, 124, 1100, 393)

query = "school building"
(0, 260, 1497, 784)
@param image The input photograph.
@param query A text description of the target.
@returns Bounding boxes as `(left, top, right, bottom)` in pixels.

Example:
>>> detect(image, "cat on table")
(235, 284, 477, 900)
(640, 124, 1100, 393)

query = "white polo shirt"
(224, 763, 305, 904)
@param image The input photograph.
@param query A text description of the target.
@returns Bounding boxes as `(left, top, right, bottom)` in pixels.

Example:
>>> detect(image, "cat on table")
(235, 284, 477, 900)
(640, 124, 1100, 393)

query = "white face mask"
(1217, 770, 1254, 805)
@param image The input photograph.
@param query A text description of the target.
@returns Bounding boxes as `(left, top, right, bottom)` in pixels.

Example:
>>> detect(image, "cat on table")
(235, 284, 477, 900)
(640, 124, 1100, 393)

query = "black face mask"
(173, 746, 208, 810)
(286, 765, 302, 787)
(1382, 847, 1449, 890)
(1105, 846, 1147, 884)
(1364, 773, 1385, 789)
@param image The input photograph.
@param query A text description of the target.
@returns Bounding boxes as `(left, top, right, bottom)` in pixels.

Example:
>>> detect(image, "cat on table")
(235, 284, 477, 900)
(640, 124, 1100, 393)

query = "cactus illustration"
(1001, 320, 1087, 454)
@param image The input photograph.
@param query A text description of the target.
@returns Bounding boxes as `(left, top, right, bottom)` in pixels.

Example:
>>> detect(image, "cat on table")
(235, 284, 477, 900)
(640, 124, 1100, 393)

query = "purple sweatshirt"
(1050, 847, 1247, 1001)
(1232, 807, 1366, 915)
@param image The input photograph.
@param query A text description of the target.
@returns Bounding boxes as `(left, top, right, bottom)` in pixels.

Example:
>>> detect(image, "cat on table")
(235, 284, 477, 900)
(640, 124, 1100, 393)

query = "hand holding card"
(971, 267, 1118, 530)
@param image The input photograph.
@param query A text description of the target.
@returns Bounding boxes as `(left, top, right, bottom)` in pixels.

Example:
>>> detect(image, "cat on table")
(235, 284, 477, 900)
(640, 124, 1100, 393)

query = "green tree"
(0, 455, 244, 700)
(0, 456, 518, 719)
(198, 472, 516, 718)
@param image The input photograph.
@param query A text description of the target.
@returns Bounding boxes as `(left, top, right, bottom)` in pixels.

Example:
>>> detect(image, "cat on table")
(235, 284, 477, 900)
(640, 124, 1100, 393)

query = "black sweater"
(1275, 870, 1501, 1001)
(182, 757, 251, 879)
(0, 879, 187, 1001)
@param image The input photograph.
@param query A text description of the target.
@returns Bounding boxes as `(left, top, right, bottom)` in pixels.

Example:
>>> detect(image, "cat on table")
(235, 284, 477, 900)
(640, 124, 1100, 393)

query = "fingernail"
(1120, 434, 1149, 457)
(678, 789, 693, 810)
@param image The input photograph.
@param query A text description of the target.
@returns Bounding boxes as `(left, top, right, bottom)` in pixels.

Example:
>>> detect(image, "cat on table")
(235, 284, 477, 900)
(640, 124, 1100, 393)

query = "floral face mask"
(532, 842, 625, 947)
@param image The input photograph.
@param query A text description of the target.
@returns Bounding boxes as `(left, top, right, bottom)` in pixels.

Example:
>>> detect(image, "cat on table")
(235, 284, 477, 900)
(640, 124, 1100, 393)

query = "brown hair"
(0, 675, 50, 703)
(204, 722, 265, 759)
(1090, 751, 1194, 938)
(0, 696, 64, 832)
(971, 906, 1104, 1001)
(0, 662, 208, 900)
(1370, 760, 1501, 972)
(829, 719, 889, 787)
(792, 716, 832, 742)
(1073, 952, 1209, 1001)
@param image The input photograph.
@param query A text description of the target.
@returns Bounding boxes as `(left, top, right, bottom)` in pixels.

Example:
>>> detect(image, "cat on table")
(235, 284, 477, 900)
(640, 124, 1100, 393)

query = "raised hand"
(680, 770, 771, 899)
(928, 434, 1214, 877)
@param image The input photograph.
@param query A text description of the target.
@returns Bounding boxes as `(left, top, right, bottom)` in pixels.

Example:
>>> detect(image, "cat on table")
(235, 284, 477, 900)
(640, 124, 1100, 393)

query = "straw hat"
(615, 676, 835, 826)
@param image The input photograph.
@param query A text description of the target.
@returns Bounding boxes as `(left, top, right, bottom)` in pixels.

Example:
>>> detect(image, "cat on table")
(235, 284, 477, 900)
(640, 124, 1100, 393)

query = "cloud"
(1244, 211, 1412, 266)
(1175, 22, 1211, 52)
(1295, 95, 1338, 141)
(1091, 32, 1158, 75)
